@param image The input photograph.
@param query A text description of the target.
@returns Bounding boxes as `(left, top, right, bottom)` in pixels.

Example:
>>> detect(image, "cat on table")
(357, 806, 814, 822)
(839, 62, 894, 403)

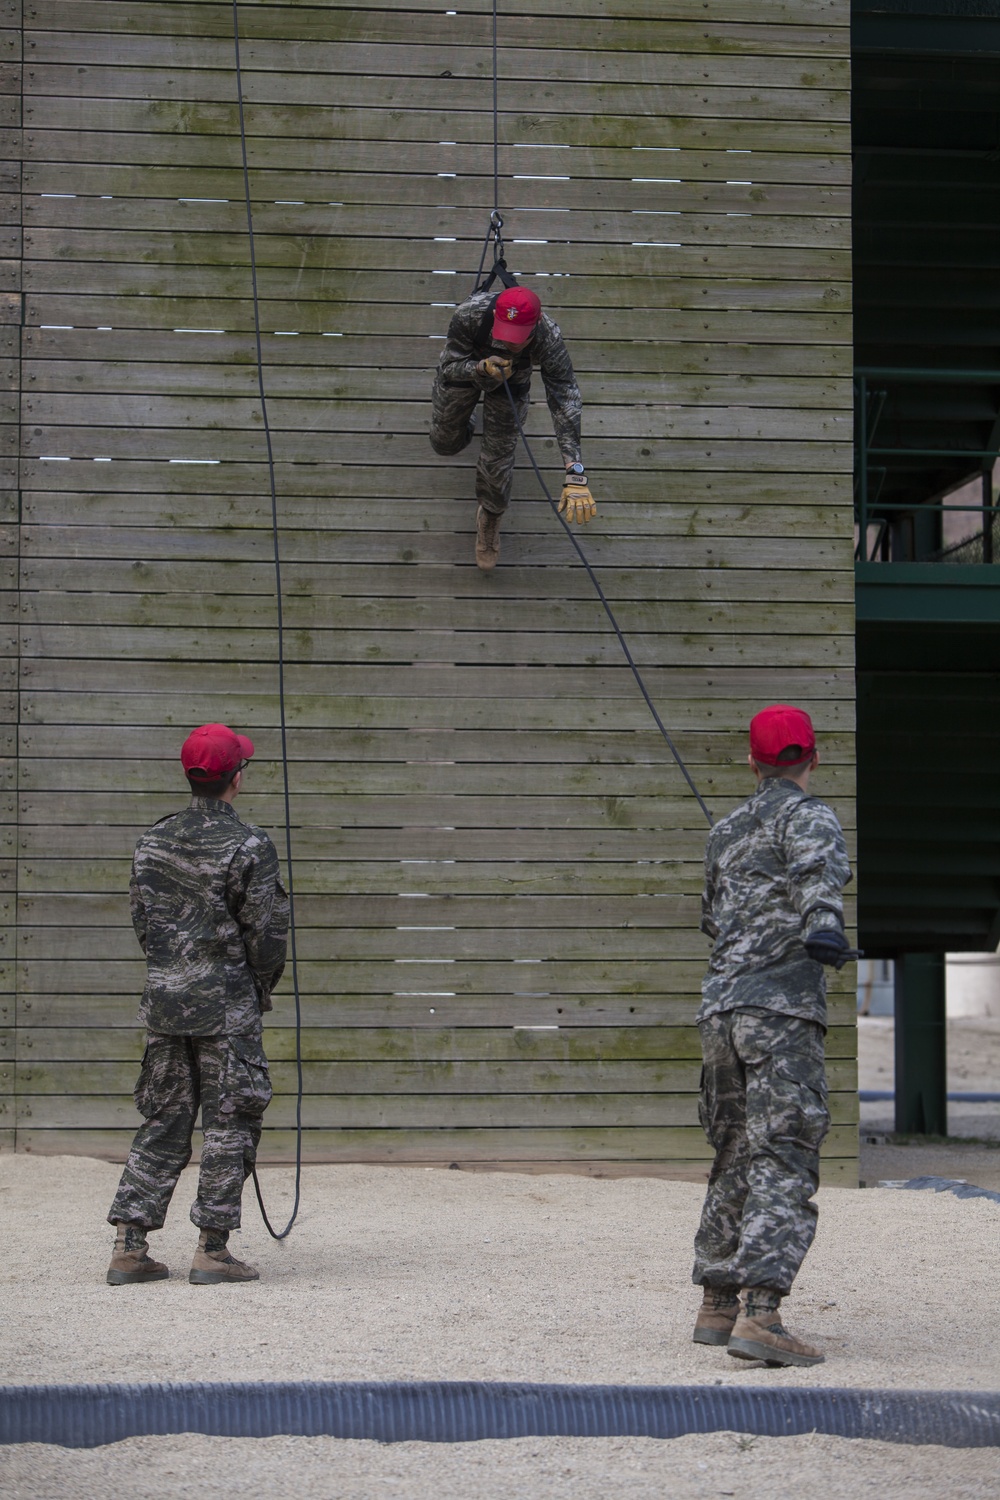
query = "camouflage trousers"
(692, 1009, 830, 1295)
(107, 1029, 272, 1233)
(429, 371, 530, 515)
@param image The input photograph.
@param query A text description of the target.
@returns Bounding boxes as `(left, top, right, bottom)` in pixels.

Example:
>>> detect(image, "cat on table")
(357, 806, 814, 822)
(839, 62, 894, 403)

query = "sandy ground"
(2, 1431, 998, 1500)
(1, 1153, 998, 1497)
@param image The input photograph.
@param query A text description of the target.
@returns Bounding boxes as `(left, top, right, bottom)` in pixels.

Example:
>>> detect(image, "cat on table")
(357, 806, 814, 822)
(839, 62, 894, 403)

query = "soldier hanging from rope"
(429, 284, 596, 570)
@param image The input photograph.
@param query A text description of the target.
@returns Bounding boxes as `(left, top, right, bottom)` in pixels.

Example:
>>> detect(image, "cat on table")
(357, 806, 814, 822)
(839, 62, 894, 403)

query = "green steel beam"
(856, 366, 1000, 382)
(856, 564, 1000, 622)
(854, 12, 1000, 59)
(893, 954, 947, 1137)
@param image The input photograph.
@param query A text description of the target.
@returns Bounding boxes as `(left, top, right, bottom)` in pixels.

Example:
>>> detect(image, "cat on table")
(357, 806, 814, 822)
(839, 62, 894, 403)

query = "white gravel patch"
(1, 1431, 999, 1500)
(1, 1155, 997, 1496)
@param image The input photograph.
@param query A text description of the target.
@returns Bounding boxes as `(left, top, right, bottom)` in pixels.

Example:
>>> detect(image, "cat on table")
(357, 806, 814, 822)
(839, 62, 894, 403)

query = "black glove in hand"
(805, 931, 851, 969)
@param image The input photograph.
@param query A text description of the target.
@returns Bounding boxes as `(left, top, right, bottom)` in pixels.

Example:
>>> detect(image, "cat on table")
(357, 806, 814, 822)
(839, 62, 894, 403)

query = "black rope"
(502, 383, 714, 827)
(232, 0, 304, 1239)
(472, 0, 507, 296)
(491, 0, 499, 217)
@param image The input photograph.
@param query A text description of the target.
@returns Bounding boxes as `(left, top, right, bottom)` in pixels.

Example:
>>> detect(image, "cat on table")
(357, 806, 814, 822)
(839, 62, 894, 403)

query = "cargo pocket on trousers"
(220, 1034, 273, 1119)
(769, 1051, 830, 1150)
(697, 1064, 710, 1138)
(133, 1044, 157, 1119)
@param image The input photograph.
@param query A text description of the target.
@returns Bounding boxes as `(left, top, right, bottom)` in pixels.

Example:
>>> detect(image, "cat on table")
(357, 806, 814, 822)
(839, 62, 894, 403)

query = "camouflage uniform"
(692, 776, 852, 1294)
(429, 290, 582, 515)
(108, 798, 288, 1233)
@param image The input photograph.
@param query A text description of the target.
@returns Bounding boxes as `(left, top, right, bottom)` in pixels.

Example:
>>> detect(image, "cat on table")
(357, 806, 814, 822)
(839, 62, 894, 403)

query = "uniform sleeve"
(537, 318, 583, 463)
(129, 853, 148, 953)
(227, 836, 290, 1012)
(784, 801, 853, 941)
(437, 297, 499, 392)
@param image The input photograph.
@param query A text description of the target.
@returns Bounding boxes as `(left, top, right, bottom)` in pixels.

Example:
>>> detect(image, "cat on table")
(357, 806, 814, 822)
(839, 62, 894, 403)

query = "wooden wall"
(3, 0, 857, 1177)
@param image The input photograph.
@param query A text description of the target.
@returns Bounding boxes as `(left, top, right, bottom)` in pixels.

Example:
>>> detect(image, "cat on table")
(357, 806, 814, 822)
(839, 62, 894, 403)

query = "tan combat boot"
(728, 1310, 825, 1367)
(692, 1285, 740, 1347)
(106, 1222, 170, 1286)
(189, 1228, 259, 1285)
(475, 506, 501, 571)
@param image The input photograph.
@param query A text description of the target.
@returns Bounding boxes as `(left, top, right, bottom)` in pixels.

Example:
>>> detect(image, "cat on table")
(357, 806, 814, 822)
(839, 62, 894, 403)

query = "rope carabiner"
(474, 209, 513, 296)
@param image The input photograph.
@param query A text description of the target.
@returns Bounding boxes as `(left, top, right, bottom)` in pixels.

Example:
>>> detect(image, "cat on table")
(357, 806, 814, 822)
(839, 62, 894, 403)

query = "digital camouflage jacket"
(131, 797, 289, 1036)
(698, 776, 852, 1027)
(434, 291, 583, 462)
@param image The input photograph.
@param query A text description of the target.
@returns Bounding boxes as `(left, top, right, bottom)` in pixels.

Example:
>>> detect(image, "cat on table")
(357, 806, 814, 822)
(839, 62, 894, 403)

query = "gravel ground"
(1, 1153, 997, 1497)
(2, 1431, 998, 1500)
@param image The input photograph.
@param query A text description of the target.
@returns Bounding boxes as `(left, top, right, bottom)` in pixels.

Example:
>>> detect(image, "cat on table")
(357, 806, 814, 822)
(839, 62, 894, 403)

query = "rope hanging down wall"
(232, 0, 304, 1239)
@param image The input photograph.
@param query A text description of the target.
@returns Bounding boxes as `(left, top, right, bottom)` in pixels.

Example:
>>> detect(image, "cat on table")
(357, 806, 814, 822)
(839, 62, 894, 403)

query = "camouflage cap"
(749, 705, 816, 766)
(181, 722, 254, 781)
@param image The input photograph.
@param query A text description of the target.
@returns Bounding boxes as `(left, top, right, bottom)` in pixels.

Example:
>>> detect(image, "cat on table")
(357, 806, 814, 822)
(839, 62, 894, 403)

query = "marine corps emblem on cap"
(181, 722, 255, 781)
(491, 286, 542, 342)
(749, 704, 816, 767)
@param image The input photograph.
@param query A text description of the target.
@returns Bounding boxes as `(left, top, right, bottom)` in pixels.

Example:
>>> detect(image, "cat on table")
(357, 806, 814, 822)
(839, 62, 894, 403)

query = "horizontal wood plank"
(17, 625, 853, 673)
(25, 0, 845, 23)
(14, 1022, 858, 1063)
(24, 28, 849, 83)
(12, 757, 857, 801)
(10, 1082, 859, 1129)
(20, 395, 854, 444)
(14, 985, 858, 1028)
(21, 331, 854, 379)
(28, 4, 849, 54)
(15, 538, 856, 592)
(9, 1110, 863, 1152)
(18, 682, 857, 728)
(21, 363, 852, 414)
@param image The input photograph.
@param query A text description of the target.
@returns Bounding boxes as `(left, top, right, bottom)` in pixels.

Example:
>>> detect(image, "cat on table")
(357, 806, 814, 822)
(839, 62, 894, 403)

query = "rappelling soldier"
(105, 723, 288, 1287)
(691, 705, 854, 1367)
(429, 285, 596, 570)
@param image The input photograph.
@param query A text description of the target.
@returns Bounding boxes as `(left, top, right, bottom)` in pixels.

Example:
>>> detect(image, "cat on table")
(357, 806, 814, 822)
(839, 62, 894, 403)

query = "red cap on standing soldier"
(180, 723, 255, 782)
(749, 705, 817, 767)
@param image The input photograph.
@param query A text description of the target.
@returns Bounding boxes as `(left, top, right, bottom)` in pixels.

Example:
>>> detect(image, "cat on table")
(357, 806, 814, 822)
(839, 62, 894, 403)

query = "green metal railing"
(855, 366, 1000, 563)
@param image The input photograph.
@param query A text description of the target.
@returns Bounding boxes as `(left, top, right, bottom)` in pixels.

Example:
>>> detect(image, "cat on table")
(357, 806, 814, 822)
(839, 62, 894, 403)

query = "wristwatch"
(565, 462, 586, 477)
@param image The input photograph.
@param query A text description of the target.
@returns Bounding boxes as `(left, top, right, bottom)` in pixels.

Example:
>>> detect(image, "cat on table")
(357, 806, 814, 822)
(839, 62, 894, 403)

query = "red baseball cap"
(181, 722, 254, 781)
(491, 287, 542, 343)
(749, 705, 816, 767)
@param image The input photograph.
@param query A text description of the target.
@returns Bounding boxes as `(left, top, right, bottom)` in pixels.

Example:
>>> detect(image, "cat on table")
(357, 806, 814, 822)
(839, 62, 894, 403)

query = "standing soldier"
(691, 705, 853, 1366)
(105, 723, 289, 1287)
(429, 285, 596, 570)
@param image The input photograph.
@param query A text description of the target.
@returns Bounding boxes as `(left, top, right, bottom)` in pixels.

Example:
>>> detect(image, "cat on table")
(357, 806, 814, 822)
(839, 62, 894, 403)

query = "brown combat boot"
(692, 1285, 740, 1347)
(475, 506, 501, 571)
(106, 1222, 170, 1286)
(727, 1310, 825, 1367)
(189, 1228, 259, 1285)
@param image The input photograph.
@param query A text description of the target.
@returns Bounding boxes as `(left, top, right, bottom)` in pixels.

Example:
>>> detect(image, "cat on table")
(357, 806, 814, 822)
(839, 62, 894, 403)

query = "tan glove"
(559, 472, 597, 525)
(476, 355, 513, 384)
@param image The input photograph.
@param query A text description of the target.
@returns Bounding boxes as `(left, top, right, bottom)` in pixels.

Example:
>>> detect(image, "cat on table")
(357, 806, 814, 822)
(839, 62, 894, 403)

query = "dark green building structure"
(853, 0, 1000, 1135)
